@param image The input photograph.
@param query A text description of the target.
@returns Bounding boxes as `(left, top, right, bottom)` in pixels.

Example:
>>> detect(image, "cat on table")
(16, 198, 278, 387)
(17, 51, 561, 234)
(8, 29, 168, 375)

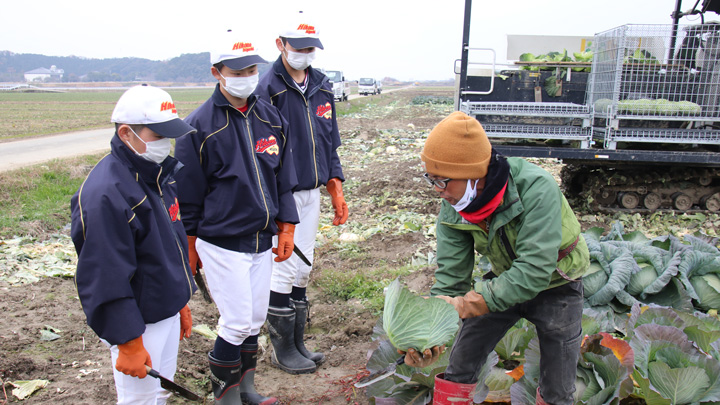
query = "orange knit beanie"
(420, 111, 492, 179)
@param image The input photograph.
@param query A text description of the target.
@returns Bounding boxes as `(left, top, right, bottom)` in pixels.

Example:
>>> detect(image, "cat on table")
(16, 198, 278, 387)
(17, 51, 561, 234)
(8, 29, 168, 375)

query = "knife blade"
(293, 245, 312, 267)
(354, 356, 405, 388)
(145, 366, 203, 401)
(193, 267, 213, 303)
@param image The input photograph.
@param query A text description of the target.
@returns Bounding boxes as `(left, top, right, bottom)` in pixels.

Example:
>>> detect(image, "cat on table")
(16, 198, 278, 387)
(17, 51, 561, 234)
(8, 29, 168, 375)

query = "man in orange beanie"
(404, 111, 589, 405)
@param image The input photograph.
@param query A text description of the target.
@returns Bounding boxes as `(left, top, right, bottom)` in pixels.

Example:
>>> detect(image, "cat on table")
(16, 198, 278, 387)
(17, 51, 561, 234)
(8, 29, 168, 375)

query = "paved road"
(0, 87, 410, 172)
(0, 128, 114, 172)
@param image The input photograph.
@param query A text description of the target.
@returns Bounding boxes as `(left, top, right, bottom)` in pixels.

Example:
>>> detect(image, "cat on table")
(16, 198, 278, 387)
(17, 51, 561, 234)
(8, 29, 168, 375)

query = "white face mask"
(219, 72, 259, 99)
(451, 179, 479, 212)
(284, 47, 316, 71)
(127, 127, 171, 164)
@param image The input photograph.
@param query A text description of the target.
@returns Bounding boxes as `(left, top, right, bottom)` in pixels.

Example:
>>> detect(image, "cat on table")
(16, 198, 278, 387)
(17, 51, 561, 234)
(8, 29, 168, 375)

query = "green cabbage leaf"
(382, 279, 459, 352)
(690, 274, 720, 311)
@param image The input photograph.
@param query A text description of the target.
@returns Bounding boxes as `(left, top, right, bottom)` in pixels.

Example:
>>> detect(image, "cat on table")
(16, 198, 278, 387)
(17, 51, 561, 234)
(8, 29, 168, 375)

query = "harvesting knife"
(354, 356, 405, 388)
(194, 267, 213, 303)
(145, 366, 203, 401)
(293, 245, 313, 267)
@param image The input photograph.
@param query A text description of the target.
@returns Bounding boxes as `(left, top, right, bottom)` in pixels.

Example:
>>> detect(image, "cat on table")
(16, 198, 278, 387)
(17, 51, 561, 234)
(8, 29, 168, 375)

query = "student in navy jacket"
(174, 32, 298, 405)
(255, 11, 348, 376)
(70, 85, 197, 405)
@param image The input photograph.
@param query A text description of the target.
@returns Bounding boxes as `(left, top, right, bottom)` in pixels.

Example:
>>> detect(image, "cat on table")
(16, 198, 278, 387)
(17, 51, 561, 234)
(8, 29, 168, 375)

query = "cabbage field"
(365, 221, 720, 404)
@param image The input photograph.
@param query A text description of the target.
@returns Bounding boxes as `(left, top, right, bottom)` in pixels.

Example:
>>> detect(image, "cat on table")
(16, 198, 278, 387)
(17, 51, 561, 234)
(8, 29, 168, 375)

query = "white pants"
(271, 188, 321, 293)
(197, 238, 272, 346)
(108, 313, 180, 405)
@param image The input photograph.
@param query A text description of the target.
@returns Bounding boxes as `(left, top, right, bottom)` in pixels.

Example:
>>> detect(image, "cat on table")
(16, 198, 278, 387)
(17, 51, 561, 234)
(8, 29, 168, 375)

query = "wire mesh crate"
(588, 24, 720, 120)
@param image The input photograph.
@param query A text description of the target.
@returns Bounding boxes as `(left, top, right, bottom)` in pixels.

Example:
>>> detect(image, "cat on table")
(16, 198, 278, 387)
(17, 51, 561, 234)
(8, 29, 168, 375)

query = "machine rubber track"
(561, 163, 720, 214)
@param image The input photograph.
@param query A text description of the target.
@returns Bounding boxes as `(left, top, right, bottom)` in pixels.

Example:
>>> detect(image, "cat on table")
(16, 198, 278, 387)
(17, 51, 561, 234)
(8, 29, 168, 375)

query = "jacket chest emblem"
(255, 135, 279, 155)
(316, 102, 332, 119)
(168, 197, 180, 222)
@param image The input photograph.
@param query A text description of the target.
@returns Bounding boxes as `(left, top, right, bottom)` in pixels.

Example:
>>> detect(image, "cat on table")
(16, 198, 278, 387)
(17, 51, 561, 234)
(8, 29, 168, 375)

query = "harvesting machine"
(456, 0, 720, 213)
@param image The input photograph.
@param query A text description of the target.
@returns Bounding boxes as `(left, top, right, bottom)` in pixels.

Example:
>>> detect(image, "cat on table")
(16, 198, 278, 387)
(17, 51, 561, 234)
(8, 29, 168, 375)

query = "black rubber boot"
(208, 351, 242, 404)
(238, 343, 278, 405)
(290, 298, 326, 365)
(266, 305, 317, 374)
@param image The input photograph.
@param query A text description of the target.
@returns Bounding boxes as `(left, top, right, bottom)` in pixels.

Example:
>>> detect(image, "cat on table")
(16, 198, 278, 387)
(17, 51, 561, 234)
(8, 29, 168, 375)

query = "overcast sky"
(2, 0, 717, 81)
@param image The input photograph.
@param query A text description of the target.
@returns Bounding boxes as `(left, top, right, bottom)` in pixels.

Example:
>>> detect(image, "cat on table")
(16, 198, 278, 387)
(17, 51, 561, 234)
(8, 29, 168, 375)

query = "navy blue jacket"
(70, 136, 196, 346)
(256, 56, 344, 191)
(174, 86, 299, 253)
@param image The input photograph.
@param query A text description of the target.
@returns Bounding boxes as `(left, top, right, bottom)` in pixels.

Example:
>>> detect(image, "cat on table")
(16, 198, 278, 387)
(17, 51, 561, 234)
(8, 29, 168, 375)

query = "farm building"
(24, 65, 64, 82)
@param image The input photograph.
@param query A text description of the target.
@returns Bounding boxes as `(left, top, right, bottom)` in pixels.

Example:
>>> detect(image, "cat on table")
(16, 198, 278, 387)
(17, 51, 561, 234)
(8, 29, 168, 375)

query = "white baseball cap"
(210, 30, 267, 70)
(111, 85, 196, 139)
(280, 11, 323, 50)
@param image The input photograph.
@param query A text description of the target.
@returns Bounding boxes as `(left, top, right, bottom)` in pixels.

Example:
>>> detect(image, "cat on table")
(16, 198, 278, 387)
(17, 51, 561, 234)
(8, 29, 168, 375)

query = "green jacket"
(430, 157, 589, 313)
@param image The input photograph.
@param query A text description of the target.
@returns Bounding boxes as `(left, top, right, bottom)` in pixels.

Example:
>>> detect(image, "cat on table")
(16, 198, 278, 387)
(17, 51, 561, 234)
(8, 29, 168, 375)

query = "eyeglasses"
(422, 173, 452, 189)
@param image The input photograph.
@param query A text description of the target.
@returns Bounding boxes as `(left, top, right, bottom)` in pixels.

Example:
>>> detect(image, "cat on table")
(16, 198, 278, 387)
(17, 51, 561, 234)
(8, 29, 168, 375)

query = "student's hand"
(187, 236, 202, 276)
(326, 178, 348, 225)
(179, 304, 192, 340)
(116, 336, 151, 378)
(273, 222, 295, 262)
(437, 291, 490, 319)
(398, 346, 445, 368)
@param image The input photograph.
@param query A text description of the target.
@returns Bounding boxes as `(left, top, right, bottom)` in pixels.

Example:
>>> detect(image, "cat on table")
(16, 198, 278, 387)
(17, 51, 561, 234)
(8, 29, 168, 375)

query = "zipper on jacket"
(159, 191, 194, 296)
(279, 74, 320, 188)
(245, 119, 271, 252)
(497, 226, 518, 261)
(156, 165, 193, 294)
(305, 104, 319, 188)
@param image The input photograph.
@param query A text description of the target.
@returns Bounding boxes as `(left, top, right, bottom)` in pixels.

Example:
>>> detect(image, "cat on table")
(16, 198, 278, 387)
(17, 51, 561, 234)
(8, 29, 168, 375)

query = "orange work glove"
(326, 178, 349, 225)
(437, 291, 490, 319)
(187, 235, 202, 276)
(116, 336, 151, 378)
(179, 304, 192, 340)
(272, 221, 295, 262)
(398, 346, 445, 368)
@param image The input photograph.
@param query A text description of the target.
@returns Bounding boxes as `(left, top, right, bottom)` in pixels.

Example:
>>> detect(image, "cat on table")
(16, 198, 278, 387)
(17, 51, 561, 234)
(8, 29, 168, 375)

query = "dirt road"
(0, 128, 113, 172)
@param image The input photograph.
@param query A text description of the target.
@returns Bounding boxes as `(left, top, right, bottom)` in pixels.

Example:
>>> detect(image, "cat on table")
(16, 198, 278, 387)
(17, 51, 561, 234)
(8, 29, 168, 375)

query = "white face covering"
(451, 179, 479, 212)
(219, 73, 259, 99)
(127, 127, 171, 164)
(284, 47, 316, 71)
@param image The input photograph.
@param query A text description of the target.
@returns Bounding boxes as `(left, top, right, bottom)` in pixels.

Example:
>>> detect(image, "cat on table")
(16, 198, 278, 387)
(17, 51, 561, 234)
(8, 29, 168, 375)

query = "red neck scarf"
(458, 181, 507, 224)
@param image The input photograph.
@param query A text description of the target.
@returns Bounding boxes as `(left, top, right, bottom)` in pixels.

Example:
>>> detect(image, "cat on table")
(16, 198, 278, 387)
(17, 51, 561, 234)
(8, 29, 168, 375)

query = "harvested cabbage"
(594, 99, 613, 113)
(382, 279, 459, 352)
(617, 99, 702, 115)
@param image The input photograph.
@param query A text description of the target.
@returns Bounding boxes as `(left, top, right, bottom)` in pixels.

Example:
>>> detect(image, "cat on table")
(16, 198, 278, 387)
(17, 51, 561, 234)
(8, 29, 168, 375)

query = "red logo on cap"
(316, 102, 332, 119)
(255, 136, 279, 155)
(297, 24, 316, 34)
(160, 101, 177, 114)
(168, 197, 180, 222)
(232, 42, 255, 52)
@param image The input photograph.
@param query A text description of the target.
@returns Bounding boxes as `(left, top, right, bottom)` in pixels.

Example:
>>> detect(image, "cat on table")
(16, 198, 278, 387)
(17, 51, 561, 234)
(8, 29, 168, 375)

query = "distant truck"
(358, 78, 382, 95)
(324, 70, 351, 101)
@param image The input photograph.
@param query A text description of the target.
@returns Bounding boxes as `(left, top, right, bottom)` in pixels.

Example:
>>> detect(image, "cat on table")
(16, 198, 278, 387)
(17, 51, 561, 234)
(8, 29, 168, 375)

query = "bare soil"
(0, 88, 450, 404)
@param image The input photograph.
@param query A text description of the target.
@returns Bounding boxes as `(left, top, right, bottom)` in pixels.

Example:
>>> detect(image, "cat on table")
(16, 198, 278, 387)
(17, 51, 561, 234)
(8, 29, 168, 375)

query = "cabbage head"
(677, 100, 702, 115)
(626, 262, 658, 296)
(583, 262, 609, 297)
(382, 279, 459, 352)
(573, 50, 593, 62)
(690, 273, 720, 311)
(653, 99, 676, 115)
(594, 99, 613, 114)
